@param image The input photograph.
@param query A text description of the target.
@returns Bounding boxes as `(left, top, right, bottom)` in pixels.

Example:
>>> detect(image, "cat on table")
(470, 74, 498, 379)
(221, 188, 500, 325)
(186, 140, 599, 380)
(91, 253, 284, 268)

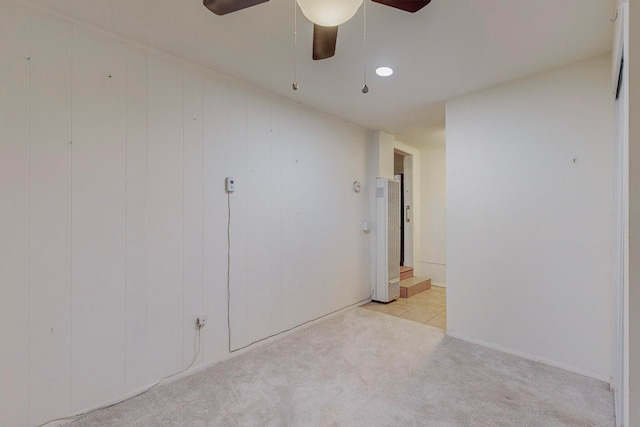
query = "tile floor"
(361, 286, 447, 330)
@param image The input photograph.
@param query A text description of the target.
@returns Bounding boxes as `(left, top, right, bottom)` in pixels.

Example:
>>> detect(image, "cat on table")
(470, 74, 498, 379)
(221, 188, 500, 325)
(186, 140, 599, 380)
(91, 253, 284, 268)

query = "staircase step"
(400, 266, 414, 281)
(400, 276, 431, 298)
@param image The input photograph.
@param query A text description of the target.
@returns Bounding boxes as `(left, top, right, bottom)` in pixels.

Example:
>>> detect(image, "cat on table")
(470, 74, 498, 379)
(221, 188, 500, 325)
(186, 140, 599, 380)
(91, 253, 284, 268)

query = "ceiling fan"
(203, 0, 432, 60)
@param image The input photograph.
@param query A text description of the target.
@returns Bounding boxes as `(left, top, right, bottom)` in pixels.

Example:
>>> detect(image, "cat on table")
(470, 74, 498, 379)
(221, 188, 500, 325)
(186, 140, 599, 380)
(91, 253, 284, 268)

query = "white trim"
(620, 1, 630, 425)
(612, 9, 627, 422)
(392, 140, 421, 277)
(446, 331, 612, 384)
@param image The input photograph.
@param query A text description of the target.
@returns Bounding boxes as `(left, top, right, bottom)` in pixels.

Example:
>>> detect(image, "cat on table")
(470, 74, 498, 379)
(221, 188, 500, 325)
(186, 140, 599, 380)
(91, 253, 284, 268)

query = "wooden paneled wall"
(0, 3, 371, 425)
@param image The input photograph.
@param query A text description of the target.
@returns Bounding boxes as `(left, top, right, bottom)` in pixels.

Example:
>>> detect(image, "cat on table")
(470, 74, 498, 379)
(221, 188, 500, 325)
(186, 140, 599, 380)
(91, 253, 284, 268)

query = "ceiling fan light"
(297, 0, 363, 26)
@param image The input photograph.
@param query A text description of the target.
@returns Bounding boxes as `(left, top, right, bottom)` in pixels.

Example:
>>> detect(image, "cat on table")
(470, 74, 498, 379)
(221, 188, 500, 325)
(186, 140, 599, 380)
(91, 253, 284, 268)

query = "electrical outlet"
(197, 316, 207, 327)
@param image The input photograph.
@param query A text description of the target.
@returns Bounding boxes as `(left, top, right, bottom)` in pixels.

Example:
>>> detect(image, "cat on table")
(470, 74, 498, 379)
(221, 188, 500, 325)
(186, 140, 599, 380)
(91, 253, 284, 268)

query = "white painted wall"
(612, 51, 626, 427)
(627, 0, 640, 425)
(419, 147, 446, 285)
(611, 2, 626, 425)
(0, 3, 29, 422)
(375, 130, 396, 180)
(446, 55, 614, 381)
(0, 4, 371, 426)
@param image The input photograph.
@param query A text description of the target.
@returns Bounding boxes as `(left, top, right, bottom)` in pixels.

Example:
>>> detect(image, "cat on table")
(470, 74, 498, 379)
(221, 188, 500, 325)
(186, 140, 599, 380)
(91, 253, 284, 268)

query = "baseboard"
(446, 331, 612, 385)
(46, 358, 227, 426)
(431, 282, 446, 288)
(229, 300, 367, 354)
(47, 301, 367, 426)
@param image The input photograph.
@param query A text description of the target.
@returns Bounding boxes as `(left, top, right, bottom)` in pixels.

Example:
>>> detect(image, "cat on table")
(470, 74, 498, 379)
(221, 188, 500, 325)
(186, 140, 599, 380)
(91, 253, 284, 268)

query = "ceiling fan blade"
(203, 0, 269, 16)
(313, 24, 338, 60)
(371, 0, 432, 13)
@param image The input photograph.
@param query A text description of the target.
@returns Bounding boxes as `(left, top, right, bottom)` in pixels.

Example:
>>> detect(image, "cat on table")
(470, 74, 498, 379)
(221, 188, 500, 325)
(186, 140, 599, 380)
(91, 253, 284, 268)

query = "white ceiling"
(26, 0, 614, 147)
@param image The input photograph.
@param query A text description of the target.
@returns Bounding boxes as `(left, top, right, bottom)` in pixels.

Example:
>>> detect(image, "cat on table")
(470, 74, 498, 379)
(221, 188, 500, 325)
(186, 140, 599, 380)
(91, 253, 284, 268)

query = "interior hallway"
(362, 286, 447, 330)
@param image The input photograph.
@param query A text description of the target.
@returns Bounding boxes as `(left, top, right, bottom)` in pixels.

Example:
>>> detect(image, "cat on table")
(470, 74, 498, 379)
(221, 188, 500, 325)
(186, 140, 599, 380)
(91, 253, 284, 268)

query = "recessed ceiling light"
(376, 67, 394, 77)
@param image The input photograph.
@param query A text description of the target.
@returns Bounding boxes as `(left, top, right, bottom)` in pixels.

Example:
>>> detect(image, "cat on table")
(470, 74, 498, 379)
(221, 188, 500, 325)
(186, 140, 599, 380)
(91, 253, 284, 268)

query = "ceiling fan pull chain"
(292, 0, 299, 90)
(362, 0, 369, 94)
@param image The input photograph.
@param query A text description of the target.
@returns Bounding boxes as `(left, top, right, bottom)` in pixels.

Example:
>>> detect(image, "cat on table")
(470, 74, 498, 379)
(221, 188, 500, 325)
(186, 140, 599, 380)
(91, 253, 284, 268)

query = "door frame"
(393, 173, 406, 266)
(393, 142, 421, 276)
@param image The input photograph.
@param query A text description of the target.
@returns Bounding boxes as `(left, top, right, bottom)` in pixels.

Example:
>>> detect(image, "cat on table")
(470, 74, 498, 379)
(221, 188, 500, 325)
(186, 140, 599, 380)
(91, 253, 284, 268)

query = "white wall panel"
(280, 104, 312, 329)
(227, 87, 249, 350)
(27, 11, 73, 425)
(202, 76, 230, 361)
(0, 5, 372, 422)
(281, 108, 336, 326)
(302, 119, 339, 317)
(245, 93, 277, 344)
(125, 45, 149, 392)
(267, 99, 284, 335)
(420, 147, 447, 285)
(278, 108, 370, 330)
(446, 55, 613, 380)
(330, 123, 370, 304)
(71, 27, 127, 412)
(0, 3, 30, 426)
(628, 1, 640, 424)
(183, 65, 204, 367)
(146, 53, 184, 379)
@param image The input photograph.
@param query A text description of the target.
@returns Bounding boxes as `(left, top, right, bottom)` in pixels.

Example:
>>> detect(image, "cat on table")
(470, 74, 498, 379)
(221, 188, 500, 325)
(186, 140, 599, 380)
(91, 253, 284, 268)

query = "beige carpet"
(72, 308, 614, 426)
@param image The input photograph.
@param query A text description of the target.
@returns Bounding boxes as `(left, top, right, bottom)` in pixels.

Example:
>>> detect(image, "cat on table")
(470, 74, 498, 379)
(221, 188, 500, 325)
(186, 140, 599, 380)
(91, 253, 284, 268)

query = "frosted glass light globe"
(376, 67, 394, 77)
(297, 0, 363, 27)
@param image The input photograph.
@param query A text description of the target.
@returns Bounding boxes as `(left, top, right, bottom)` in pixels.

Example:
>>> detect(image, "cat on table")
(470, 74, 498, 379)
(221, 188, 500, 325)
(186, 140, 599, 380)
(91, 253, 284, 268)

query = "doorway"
(394, 150, 412, 268)
(363, 143, 445, 330)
